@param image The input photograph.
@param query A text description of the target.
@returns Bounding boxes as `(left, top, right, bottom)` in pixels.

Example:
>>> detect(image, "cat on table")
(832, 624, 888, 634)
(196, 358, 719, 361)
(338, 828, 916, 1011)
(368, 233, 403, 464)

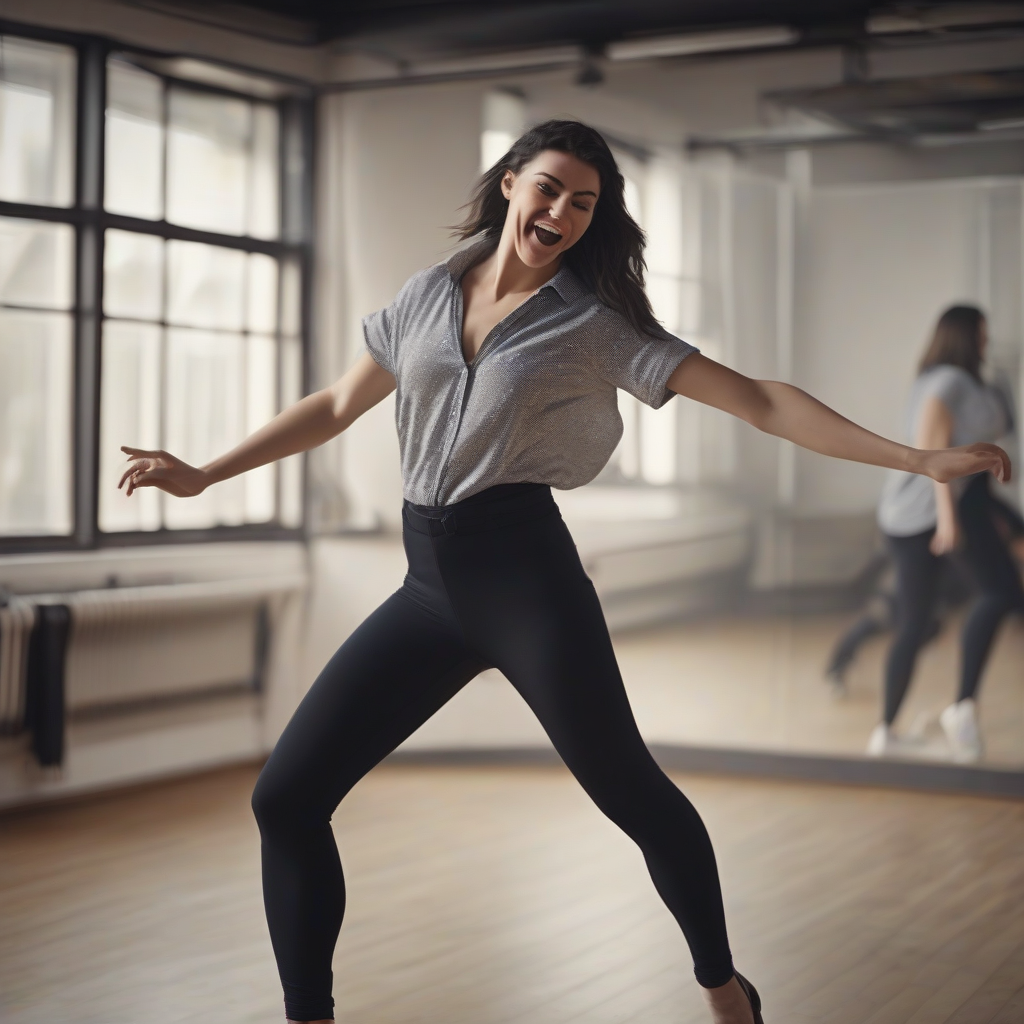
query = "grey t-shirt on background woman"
(877, 364, 1011, 537)
(363, 239, 697, 507)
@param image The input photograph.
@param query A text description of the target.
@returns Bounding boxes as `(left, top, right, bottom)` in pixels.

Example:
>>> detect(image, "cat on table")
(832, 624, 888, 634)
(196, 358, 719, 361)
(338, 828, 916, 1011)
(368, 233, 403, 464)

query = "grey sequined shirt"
(362, 239, 698, 506)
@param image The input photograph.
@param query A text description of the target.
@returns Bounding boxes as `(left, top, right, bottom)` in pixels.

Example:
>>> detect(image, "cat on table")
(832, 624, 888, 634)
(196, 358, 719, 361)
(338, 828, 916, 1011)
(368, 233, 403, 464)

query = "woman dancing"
(873, 305, 1021, 761)
(120, 121, 1008, 1024)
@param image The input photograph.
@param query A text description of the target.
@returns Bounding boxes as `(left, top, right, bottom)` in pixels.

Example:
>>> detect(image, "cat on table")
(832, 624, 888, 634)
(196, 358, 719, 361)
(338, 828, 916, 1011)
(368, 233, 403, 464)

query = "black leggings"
(883, 474, 1024, 724)
(252, 484, 734, 1021)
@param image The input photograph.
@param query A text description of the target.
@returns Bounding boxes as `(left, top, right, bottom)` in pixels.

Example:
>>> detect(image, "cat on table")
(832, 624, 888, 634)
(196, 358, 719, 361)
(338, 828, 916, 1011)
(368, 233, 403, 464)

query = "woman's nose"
(548, 197, 572, 221)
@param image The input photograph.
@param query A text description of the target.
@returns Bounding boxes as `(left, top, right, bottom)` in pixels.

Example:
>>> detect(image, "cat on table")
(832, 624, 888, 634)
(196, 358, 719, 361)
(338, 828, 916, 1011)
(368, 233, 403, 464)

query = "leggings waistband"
(403, 483, 555, 537)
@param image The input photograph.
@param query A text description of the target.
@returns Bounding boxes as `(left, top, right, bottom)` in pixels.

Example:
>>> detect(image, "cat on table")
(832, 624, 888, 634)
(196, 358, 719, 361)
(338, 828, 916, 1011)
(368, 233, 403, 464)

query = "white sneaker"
(867, 723, 896, 756)
(866, 723, 935, 759)
(940, 699, 984, 763)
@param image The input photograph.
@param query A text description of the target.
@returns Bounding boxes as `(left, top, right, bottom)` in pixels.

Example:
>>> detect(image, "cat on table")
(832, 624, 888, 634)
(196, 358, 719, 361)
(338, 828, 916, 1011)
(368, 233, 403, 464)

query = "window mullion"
(72, 38, 107, 547)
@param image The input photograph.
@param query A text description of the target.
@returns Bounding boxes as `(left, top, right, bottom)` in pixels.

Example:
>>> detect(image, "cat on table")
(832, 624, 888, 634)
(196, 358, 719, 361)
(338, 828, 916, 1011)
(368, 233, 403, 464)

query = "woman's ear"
(501, 170, 515, 200)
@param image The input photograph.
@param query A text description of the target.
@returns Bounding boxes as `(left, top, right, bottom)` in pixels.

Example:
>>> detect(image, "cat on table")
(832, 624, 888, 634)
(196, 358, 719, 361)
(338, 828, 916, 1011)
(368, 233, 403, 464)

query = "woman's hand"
(118, 447, 209, 498)
(914, 442, 1011, 484)
(930, 514, 961, 555)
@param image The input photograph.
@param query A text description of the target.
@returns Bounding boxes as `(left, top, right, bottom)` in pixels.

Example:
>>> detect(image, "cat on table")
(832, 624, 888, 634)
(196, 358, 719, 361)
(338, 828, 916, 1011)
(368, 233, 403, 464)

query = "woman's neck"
(477, 225, 562, 300)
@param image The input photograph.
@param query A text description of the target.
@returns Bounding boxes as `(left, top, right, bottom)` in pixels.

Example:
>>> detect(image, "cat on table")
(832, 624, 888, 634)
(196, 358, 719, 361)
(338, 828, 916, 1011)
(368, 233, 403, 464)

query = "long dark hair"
(918, 304, 986, 379)
(455, 119, 661, 336)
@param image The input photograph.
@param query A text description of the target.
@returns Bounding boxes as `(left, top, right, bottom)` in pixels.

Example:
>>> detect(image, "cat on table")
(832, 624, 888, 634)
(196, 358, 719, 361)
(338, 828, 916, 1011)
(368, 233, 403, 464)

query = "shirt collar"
(445, 237, 588, 307)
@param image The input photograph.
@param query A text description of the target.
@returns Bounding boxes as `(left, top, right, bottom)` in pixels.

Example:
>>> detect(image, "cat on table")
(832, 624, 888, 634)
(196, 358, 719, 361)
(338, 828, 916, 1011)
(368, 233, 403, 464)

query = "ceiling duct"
(766, 68, 1024, 139)
(607, 25, 799, 62)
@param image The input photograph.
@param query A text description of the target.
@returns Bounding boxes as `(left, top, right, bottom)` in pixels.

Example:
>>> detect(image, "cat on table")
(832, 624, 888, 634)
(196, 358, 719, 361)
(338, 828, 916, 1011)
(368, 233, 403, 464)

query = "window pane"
(647, 273, 682, 335)
(279, 336, 303, 528)
(167, 88, 249, 235)
(104, 230, 163, 321)
(280, 257, 301, 336)
(0, 217, 74, 310)
(98, 321, 161, 533)
(0, 36, 75, 207)
(247, 252, 278, 333)
(163, 328, 245, 529)
(167, 240, 245, 330)
(105, 61, 163, 220)
(0, 310, 72, 535)
(249, 103, 279, 240)
(245, 334, 277, 523)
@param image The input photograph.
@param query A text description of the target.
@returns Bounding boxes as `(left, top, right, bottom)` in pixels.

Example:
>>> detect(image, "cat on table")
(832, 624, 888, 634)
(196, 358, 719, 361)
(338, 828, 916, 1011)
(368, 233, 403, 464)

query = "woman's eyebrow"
(536, 171, 598, 198)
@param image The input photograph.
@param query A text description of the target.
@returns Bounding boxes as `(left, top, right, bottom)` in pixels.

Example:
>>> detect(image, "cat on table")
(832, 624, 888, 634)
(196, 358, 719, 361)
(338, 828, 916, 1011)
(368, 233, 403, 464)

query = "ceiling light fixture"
(607, 25, 798, 62)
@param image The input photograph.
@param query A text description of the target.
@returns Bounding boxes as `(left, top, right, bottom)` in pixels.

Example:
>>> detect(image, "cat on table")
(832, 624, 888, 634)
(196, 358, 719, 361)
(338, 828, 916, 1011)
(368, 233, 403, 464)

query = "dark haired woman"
(119, 123, 1008, 1024)
(873, 304, 1020, 762)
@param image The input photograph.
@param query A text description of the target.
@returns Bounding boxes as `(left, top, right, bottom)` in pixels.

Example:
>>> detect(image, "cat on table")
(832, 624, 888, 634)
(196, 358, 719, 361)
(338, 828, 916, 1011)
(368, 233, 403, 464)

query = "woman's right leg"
(882, 531, 942, 725)
(251, 591, 485, 1022)
(957, 476, 1024, 703)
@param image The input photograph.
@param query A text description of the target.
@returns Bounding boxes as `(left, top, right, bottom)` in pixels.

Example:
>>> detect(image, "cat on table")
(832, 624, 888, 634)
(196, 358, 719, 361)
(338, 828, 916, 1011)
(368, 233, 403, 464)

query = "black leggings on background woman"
(884, 473, 1024, 727)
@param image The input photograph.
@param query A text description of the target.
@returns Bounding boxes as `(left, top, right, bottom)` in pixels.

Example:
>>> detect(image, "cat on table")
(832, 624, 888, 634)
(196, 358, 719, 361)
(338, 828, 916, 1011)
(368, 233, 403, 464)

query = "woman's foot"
(940, 698, 983, 762)
(700, 974, 758, 1023)
(866, 722, 898, 756)
(866, 722, 929, 758)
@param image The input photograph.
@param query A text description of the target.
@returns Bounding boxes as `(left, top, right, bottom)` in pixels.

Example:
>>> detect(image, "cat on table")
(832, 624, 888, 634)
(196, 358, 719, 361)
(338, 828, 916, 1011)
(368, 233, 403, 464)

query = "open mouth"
(533, 224, 563, 247)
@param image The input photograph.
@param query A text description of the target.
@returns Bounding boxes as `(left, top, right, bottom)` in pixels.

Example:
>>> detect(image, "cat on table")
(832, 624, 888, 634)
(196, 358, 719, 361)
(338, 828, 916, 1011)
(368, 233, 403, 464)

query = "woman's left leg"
(438, 513, 734, 990)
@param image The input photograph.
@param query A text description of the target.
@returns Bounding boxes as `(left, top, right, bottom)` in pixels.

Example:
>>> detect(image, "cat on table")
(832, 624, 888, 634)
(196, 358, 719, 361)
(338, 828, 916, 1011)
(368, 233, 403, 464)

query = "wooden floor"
(1, 763, 1023, 1024)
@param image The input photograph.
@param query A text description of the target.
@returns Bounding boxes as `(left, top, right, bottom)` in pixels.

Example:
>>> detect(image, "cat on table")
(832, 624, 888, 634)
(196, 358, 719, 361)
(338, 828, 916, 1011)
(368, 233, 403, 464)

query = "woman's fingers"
(119, 460, 150, 491)
(118, 447, 203, 498)
(997, 446, 1012, 483)
(971, 443, 1011, 483)
(121, 445, 164, 459)
(118, 457, 161, 490)
(926, 443, 1011, 484)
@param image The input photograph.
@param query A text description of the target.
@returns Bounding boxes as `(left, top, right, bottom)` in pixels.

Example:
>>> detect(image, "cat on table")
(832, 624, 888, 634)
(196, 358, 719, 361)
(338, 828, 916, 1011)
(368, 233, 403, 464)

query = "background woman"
(119, 123, 1008, 1024)
(874, 305, 1021, 761)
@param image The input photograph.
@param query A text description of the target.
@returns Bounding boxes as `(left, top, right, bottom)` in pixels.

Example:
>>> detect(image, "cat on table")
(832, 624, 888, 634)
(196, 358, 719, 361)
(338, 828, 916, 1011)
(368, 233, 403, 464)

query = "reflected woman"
(874, 305, 1021, 761)
(119, 122, 1008, 1024)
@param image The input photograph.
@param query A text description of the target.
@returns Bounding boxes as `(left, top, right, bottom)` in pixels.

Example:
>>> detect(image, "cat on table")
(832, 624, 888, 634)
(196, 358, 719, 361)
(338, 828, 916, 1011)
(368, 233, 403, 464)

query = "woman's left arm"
(668, 353, 1011, 484)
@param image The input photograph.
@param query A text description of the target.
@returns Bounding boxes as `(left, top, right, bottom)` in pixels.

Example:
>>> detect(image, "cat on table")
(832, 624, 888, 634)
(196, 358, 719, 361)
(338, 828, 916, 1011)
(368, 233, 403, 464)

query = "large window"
(0, 30, 311, 548)
(0, 37, 77, 537)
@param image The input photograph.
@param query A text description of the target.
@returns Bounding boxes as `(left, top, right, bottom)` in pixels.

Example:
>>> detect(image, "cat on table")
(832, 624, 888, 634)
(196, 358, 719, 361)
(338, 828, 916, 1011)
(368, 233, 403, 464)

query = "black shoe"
(734, 972, 763, 1024)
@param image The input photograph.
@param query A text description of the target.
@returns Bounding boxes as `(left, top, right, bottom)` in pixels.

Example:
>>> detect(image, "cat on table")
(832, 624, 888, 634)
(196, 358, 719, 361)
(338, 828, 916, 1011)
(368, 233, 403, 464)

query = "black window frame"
(0, 19, 315, 554)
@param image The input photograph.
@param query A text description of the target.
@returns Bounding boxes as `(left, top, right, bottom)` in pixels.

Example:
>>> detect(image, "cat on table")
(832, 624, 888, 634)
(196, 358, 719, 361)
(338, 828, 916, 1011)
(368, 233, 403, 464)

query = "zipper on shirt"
(431, 281, 550, 505)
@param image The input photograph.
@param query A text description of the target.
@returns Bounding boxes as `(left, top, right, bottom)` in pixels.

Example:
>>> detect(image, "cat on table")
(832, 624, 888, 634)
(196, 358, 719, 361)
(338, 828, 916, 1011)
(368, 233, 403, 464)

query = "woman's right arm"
(119, 353, 396, 497)
(915, 395, 959, 555)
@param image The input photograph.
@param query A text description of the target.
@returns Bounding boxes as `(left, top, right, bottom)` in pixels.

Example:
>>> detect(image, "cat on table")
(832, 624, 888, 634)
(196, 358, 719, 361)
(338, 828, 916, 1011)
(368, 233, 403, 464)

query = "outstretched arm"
(667, 354, 1010, 484)
(120, 353, 396, 497)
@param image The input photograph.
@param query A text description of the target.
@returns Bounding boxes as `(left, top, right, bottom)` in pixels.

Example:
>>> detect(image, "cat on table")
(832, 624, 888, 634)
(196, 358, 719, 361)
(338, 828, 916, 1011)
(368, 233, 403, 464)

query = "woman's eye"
(573, 203, 591, 213)
(538, 183, 556, 195)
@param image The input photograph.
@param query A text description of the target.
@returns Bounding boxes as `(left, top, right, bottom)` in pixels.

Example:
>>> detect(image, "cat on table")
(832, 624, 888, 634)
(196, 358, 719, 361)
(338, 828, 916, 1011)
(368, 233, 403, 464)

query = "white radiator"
(0, 596, 35, 733)
(9, 575, 305, 717)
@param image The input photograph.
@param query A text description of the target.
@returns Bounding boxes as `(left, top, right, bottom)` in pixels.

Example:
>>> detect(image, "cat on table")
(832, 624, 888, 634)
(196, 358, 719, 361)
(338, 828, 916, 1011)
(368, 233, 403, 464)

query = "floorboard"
(1, 763, 1023, 1024)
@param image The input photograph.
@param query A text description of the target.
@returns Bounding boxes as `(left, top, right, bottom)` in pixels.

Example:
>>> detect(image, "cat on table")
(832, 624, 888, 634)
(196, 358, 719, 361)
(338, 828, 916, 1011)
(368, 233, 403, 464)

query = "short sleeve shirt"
(878, 364, 1011, 536)
(363, 238, 698, 506)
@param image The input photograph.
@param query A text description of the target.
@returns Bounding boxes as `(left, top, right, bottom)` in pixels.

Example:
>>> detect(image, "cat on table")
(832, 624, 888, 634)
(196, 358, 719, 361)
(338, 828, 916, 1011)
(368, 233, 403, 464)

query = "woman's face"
(500, 150, 601, 269)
